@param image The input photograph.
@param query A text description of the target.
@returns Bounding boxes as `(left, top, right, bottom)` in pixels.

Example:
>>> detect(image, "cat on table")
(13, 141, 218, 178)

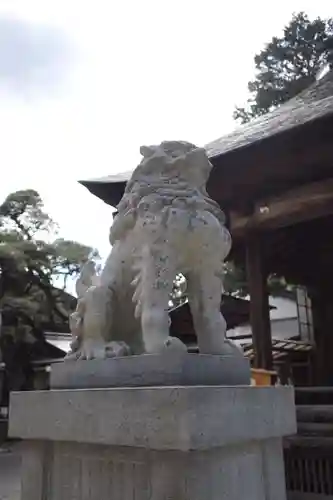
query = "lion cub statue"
(67, 141, 233, 360)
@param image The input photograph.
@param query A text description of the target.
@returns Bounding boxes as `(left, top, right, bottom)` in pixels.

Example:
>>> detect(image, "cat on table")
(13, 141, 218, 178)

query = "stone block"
(9, 386, 296, 499)
(50, 353, 251, 389)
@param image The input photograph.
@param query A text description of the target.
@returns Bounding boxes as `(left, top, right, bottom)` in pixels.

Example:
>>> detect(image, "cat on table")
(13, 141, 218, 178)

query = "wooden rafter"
(230, 177, 333, 237)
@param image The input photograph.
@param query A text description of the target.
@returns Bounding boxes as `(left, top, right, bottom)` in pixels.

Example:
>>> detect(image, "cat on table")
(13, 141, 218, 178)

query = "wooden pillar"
(309, 284, 333, 386)
(246, 232, 273, 370)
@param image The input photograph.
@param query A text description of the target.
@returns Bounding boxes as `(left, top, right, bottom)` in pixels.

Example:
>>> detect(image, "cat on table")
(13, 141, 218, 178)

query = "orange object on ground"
(251, 368, 277, 386)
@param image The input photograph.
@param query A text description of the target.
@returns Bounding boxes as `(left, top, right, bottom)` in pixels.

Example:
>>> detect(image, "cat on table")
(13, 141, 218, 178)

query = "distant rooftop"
(205, 70, 333, 159)
(80, 70, 333, 207)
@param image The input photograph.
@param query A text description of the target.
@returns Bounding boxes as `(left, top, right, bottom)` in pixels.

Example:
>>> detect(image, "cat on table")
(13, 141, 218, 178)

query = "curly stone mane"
(110, 141, 225, 244)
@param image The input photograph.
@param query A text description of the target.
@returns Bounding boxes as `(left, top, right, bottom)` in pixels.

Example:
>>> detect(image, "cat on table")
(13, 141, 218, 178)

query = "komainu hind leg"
(187, 269, 228, 355)
(66, 285, 114, 360)
(138, 246, 187, 354)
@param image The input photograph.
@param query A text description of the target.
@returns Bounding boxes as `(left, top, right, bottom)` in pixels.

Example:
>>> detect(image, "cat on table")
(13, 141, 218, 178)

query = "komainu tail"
(75, 261, 100, 298)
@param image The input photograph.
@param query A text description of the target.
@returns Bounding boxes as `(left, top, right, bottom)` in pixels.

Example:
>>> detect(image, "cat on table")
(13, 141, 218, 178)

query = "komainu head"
(110, 141, 224, 244)
(117, 141, 215, 212)
(132, 140, 212, 187)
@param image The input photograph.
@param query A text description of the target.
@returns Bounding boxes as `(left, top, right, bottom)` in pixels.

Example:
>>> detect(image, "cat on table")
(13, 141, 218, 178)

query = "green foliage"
(222, 262, 248, 296)
(168, 265, 290, 307)
(234, 12, 333, 123)
(222, 263, 293, 298)
(0, 189, 99, 342)
(169, 273, 187, 308)
(0, 189, 56, 237)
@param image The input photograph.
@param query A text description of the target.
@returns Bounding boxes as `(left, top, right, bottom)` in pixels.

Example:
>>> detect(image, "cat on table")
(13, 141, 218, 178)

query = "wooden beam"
(245, 233, 273, 370)
(230, 177, 333, 237)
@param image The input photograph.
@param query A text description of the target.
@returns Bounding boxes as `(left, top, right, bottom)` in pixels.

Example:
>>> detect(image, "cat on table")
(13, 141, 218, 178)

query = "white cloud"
(0, 15, 74, 97)
(0, 0, 331, 260)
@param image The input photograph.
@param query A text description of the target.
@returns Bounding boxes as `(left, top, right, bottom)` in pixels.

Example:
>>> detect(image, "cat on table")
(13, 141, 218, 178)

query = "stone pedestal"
(50, 353, 251, 389)
(9, 386, 295, 500)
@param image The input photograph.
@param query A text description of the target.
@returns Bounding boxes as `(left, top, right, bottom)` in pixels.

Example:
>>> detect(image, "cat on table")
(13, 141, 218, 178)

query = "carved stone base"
(9, 386, 296, 500)
(50, 353, 251, 389)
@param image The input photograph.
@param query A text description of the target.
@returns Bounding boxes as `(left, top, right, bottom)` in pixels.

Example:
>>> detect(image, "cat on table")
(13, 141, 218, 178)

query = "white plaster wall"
(227, 297, 299, 344)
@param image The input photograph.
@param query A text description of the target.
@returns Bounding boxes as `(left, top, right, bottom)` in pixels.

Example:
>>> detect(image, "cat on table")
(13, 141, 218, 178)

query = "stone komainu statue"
(67, 141, 232, 360)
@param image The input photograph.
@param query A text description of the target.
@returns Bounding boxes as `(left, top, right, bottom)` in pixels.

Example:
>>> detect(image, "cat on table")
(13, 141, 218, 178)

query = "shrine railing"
(284, 437, 333, 498)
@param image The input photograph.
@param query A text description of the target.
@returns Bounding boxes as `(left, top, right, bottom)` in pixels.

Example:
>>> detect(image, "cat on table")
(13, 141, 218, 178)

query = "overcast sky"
(0, 0, 331, 260)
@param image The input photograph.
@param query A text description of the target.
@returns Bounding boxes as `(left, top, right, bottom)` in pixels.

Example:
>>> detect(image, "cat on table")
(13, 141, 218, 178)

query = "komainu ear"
(140, 145, 155, 158)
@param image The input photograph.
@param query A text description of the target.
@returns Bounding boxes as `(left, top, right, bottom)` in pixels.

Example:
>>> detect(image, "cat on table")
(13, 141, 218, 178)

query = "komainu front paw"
(163, 336, 188, 353)
(65, 339, 109, 361)
(65, 339, 132, 361)
(105, 341, 131, 357)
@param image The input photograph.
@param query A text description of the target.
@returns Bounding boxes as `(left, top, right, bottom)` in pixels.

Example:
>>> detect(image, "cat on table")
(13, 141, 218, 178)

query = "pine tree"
(234, 12, 333, 123)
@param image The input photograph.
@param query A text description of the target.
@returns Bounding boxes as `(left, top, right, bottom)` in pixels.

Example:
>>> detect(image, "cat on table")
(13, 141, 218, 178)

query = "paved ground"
(0, 445, 21, 500)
